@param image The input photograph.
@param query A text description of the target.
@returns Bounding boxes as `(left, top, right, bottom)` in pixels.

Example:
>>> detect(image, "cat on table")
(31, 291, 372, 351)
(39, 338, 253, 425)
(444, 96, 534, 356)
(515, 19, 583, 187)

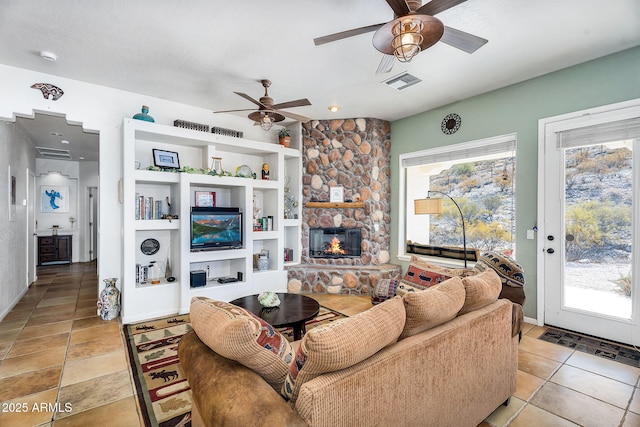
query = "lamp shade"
(414, 198, 443, 215)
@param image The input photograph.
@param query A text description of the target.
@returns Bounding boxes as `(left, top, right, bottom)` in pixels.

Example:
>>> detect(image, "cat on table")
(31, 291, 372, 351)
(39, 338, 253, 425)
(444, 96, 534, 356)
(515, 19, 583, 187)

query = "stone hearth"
(286, 118, 401, 295)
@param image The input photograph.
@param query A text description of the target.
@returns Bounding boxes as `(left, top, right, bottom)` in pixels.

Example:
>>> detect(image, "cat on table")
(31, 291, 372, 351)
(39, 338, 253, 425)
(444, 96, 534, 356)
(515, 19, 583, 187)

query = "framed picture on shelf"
(329, 186, 344, 203)
(195, 191, 216, 207)
(152, 149, 180, 169)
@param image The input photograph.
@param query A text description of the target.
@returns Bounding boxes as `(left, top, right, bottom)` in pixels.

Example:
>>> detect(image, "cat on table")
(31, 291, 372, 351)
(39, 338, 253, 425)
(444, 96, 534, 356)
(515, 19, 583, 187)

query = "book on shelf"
(135, 195, 164, 220)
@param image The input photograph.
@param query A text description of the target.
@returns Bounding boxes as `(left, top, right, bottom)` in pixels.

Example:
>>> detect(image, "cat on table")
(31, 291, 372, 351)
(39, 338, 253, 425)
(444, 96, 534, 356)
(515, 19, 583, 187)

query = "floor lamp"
(414, 190, 468, 268)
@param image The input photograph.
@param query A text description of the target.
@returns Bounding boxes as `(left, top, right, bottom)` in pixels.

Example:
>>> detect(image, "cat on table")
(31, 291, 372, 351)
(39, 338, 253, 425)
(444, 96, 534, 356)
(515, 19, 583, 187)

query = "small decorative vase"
(133, 105, 155, 122)
(97, 278, 121, 320)
(278, 136, 291, 148)
(258, 255, 269, 271)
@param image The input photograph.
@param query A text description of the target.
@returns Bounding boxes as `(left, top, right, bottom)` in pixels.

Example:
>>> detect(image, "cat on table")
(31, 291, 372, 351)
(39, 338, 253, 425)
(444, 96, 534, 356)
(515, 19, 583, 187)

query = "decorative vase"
(133, 105, 155, 122)
(278, 136, 291, 148)
(97, 278, 121, 320)
(258, 255, 269, 271)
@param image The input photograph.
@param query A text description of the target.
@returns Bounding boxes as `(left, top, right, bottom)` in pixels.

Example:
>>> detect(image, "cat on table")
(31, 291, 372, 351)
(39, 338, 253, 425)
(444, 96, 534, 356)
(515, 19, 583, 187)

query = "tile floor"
(0, 262, 639, 426)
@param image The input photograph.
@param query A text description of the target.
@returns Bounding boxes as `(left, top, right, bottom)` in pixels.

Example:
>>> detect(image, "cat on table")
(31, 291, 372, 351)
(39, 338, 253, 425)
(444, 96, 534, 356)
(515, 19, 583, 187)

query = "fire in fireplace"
(309, 227, 362, 258)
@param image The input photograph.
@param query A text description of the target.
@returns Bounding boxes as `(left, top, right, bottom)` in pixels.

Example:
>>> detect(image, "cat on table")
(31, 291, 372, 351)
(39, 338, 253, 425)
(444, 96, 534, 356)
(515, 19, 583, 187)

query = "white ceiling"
(1, 0, 639, 160)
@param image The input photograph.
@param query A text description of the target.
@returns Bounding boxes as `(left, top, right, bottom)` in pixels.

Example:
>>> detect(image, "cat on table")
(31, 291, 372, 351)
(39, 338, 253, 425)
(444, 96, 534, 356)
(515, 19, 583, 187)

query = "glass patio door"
(541, 105, 639, 345)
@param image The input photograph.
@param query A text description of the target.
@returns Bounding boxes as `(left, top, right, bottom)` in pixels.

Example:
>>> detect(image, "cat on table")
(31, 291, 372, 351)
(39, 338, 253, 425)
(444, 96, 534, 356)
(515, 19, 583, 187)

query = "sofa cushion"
(458, 269, 502, 315)
(371, 278, 400, 305)
(189, 296, 294, 391)
(474, 251, 525, 288)
(281, 296, 405, 403)
(399, 276, 466, 339)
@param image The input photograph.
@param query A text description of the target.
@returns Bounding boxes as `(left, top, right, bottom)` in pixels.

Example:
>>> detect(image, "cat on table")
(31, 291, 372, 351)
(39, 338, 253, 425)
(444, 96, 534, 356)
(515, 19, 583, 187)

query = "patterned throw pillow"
(281, 297, 405, 403)
(371, 278, 400, 304)
(400, 276, 466, 339)
(189, 296, 294, 391)
(473, 251, 525, 288)
(399, 255, 474, 296)
(458, 269, 502, 315)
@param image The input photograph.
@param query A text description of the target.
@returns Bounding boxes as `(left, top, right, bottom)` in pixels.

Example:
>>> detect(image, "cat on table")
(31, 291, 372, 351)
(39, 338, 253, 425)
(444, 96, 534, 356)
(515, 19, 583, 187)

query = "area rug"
(123, 306, 346, 427)
(539, 327, 640, 368)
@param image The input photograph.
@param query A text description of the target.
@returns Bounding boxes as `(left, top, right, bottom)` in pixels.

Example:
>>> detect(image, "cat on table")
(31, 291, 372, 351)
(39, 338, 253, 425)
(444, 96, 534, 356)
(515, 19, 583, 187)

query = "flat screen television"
(190, 207, 243, 251)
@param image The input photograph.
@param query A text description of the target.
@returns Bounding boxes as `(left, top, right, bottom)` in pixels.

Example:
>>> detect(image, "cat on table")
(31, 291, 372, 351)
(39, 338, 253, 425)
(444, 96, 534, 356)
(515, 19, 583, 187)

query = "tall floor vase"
(98, 278, 121, 320)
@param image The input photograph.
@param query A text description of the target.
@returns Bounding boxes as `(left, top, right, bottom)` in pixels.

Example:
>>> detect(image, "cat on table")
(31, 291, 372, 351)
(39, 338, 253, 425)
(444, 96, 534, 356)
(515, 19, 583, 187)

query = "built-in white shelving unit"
(121, 119, 302, 323)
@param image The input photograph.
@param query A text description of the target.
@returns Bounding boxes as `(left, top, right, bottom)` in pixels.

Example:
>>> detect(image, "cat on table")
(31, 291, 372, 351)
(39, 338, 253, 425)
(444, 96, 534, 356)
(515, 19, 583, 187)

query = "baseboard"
(524, 315, 538, 325)
(0, 286, 29, 322)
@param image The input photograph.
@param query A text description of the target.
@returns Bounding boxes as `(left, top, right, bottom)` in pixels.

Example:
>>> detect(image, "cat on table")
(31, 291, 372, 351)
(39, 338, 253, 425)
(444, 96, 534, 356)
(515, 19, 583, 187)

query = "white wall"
(0, 63, 279, 302)
(0, 119, 36, 319)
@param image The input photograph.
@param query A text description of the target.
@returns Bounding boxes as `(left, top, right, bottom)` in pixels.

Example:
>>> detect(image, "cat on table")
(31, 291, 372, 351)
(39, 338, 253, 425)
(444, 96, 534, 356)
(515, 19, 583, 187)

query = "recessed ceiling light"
(40, 51, 57, 62)
(60, 140, 70, 144)
(50, 132, 63, 137)
(328, 105, 341, 113)
(77, 157, 85, 160)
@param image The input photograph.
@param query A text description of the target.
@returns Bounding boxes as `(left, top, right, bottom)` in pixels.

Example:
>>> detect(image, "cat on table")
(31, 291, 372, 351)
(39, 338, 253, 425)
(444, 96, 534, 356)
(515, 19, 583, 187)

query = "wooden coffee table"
(230, 293, 320, 340)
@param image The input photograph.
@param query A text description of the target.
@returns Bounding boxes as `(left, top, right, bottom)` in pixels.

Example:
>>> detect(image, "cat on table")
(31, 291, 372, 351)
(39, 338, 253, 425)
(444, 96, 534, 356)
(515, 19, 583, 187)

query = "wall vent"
(36, 146, 72, 160)
(383, 72, 422, 90)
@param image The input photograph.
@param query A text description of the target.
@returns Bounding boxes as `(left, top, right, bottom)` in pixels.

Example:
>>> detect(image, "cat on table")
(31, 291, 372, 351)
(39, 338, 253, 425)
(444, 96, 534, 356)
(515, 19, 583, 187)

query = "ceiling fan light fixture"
(259, 113, 274, 131)
(392, 18, 423, 62)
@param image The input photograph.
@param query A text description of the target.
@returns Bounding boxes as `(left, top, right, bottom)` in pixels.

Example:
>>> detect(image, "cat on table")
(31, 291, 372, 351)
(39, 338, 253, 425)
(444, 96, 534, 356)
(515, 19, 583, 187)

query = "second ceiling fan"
(314, 0, 488, 74)
(215, 79, 312, 130)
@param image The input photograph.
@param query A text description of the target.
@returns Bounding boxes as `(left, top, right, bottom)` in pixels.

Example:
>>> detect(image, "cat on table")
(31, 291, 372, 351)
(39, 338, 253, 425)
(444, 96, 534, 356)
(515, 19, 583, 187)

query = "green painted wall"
(390, 46, 640, 318)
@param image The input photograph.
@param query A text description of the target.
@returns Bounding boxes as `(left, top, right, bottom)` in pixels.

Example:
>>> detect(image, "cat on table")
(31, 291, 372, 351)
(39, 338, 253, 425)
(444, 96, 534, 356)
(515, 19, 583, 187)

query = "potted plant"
(278, 128, 291, 147)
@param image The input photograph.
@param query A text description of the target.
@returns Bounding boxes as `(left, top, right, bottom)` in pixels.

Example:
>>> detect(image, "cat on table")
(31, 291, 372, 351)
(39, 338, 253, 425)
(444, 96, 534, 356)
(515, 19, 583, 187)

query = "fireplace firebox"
(309, 227, 362, 258)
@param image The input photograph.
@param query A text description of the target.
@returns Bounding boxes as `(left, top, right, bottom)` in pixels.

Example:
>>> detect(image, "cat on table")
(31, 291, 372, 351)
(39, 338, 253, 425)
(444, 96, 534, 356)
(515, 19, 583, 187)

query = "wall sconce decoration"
(31, 83, 64, 101)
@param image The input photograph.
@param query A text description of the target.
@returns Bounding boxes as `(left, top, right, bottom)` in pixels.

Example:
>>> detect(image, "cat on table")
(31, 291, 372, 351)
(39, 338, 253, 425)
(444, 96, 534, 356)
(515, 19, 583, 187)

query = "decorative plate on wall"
(441, 113, 461, 135)
(140, 238, 160, 255)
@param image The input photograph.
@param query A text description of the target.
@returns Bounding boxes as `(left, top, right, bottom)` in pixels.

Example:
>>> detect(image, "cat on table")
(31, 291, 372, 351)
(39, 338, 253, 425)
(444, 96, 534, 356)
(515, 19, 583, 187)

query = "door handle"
(546, 248, 555, 254)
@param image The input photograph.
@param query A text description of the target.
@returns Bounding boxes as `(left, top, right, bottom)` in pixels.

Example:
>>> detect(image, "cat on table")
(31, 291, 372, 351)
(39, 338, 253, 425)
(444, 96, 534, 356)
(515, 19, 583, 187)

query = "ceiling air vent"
(383, 72, 422, 90)
(36, 146, 72, 160)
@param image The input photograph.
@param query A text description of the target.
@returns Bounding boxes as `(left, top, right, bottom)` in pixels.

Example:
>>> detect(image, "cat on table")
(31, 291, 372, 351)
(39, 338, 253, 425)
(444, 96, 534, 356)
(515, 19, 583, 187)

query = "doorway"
(539, 100, 640, 345)
(27, 169, 36, 285)
(14, 112, 100, 267)
(88, 186, 98, 261)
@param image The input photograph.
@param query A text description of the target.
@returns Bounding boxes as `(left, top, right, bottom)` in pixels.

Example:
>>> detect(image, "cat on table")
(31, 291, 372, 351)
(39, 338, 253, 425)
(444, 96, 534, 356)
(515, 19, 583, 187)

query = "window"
(399, 134, 517, 264)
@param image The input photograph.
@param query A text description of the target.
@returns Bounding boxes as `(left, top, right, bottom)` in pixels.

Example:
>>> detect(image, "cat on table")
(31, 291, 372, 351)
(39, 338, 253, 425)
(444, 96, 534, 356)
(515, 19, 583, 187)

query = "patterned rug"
(123, 306, 346, 427)
(539, 327, 640, 368)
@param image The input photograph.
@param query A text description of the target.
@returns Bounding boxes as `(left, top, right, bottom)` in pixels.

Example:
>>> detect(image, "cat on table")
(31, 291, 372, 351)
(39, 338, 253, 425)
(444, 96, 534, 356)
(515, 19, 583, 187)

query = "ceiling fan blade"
(214, 108, 255, 114)
(416, 0, 468, 16)
(275, 109, 311, 123)
(314, 23, 384, 46)
(385, 0, 410, 17)
(234, 92, 266, 108)
(272, 98, 312, 110)
(441, 26, 488, 53)
(376, 54, 395, 74)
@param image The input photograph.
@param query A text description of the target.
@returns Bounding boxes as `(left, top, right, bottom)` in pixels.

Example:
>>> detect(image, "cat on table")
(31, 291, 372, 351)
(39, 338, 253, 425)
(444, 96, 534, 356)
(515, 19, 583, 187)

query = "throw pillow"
(458, 269, 502, 315)
(190, 296, 294, 391)
(281, 296, 405, 403)
(473, 251, 525, 288)
(371, 278, 400, 305)
(399, 276, 466, 339)
(400, 255, 453, 290)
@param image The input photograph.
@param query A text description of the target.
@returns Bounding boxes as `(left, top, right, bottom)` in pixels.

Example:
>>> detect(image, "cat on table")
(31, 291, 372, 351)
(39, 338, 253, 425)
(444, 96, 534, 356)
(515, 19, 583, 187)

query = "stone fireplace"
(286, 118, 402, 295)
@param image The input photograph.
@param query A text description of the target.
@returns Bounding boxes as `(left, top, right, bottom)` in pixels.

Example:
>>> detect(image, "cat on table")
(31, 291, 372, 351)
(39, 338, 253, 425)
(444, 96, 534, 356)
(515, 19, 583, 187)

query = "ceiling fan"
(314, 0, 488, 74)
(214, 79, 312, 130)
